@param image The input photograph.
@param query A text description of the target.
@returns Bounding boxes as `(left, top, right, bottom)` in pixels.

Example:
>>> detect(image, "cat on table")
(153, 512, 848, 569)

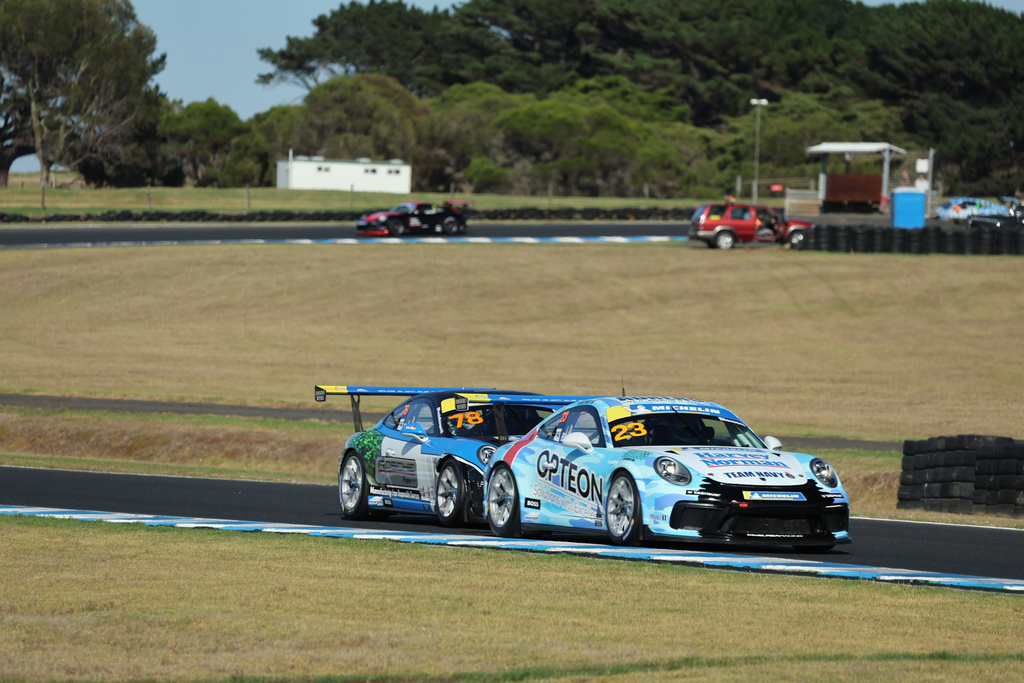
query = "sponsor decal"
(631, 403, 722, 416)
(370, 485, 421, 500)
(524, 498, 541, 510)
(686, 489, 721, 498)
(524, 512, 540, 522)
(621, 450, 649, 461)
(531, 483, 599, 520)
(722, 470, 793, 480)
(742, 491, 807, 501)
(820, 492, 846, 500)
(536, 451, 604, 506)
(692, 450, 790, 469)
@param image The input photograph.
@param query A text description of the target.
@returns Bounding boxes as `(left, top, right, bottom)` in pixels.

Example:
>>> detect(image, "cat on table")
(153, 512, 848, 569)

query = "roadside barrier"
(802, 225, 1023, 255)
(898, 435, 1024, 517)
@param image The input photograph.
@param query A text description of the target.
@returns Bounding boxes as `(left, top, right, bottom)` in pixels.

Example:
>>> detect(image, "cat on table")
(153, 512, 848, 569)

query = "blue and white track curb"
(5, 235, 688, 250)
(3, 504, 1022, 594)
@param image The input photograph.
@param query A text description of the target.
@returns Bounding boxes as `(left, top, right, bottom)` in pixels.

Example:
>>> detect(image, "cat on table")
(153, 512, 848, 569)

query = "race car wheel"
(435, 460, 466, 527)
(487, 465, 521, 538)
(339, 452, 371, 520)
(387, 218, 405, 236)
(442, 216, 459, 235)
(606, 472, 642, 546)
(788, 230, 806, 249)
(714, 231, 736, 250)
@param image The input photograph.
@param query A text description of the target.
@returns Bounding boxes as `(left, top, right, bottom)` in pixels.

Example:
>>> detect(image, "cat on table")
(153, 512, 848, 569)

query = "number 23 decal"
(611, 421, 647, 441)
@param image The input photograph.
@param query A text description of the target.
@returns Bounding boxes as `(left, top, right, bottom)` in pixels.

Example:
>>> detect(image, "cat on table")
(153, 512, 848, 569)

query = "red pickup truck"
(690, 202, 814, 250)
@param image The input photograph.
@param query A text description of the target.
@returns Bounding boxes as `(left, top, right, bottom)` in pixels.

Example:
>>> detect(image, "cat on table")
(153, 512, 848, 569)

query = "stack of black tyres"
(898, 435, 1024, 517)
(804, 225, 1023, 255)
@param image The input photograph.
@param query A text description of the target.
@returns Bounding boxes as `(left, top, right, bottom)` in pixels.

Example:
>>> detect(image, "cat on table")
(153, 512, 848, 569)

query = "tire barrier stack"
(898, 435, 1024, 517)
(0, 206, 695, 225)
(804, 224, 1024, 255)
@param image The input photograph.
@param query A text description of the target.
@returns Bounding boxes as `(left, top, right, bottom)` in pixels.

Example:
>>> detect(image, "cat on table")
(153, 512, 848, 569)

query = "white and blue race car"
(315, 386, 586, 527)
(483, 396, 851, 550)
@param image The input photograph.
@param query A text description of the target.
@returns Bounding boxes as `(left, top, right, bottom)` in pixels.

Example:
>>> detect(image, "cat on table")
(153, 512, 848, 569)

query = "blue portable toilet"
(891, 187, 926, 229)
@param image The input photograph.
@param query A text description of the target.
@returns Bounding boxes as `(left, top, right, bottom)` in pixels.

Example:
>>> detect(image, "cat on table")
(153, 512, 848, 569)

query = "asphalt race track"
(3, 223, 1022, 587)
(0, 221, 687, 247)
(3, 465, 1024, 583)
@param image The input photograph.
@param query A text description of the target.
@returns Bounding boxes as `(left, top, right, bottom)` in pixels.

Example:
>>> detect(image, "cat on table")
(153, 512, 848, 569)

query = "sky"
(12, 0, 1024, 172)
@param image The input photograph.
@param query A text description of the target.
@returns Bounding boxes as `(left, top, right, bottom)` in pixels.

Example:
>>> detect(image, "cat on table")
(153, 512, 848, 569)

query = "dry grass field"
(3, 239, 1024, 681)
(0, 175, 691, 216)
(2, 514, 1023, 683)
(1, 243, 1021, 440)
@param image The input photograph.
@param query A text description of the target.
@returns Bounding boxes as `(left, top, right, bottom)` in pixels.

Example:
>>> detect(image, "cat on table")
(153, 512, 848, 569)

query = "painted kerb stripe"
(2, 505, 1022, 593)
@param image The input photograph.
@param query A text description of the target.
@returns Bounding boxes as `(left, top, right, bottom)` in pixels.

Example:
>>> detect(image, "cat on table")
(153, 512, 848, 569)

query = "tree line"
(2, 0, 1021, 197)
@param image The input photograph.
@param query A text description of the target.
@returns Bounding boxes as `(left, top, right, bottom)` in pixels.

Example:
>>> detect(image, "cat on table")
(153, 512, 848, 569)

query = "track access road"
(3, 465, 1023, 582)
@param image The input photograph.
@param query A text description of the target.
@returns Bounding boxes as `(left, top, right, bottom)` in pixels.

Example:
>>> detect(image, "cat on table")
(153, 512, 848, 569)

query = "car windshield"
(443, 404, 555, 440)
(608, 413, 766, 449)
(391, 203, 414, 213)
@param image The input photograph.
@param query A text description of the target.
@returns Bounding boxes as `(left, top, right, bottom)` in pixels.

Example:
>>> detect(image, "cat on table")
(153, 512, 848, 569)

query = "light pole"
(750, 98, 768, 203)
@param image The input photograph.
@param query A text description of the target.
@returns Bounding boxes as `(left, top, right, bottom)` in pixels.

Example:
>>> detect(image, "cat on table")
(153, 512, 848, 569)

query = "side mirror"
(763, 436, 783, 452)
(399, 423, 429, 444)
(561, 432, 594, 454)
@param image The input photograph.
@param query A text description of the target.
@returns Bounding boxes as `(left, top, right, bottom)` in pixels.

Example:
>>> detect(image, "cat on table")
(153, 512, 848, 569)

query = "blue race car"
(315, 386, 584, 527)
(483, 396, 851, 550)
(935, 196, 1010, 221)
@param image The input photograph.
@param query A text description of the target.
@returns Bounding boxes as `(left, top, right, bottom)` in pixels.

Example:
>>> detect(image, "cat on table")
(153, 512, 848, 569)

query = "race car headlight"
(477, 444, 497, 466)
(810, 458, 838, 488)
(654, 456, 691, 486)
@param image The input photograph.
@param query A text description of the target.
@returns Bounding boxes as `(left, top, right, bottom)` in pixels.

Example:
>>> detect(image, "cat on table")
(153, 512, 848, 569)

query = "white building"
(276, 150, 411, 194)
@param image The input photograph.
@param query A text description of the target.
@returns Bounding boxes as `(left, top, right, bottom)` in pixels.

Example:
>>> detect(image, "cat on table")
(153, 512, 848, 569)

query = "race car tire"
(442, 216, 459, 235)
(788, 230, 806, 250)
(606, 472, 642, 546)
(714, 231, 736, 250)
(487, 465, 521, 538)
(387, 218, 405, 236)
(435, 459, 466, 527)
(339, 452, 372, 520)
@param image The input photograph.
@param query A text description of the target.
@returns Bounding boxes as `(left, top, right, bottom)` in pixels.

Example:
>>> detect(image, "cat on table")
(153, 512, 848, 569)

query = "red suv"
(690, 202, 813, 249)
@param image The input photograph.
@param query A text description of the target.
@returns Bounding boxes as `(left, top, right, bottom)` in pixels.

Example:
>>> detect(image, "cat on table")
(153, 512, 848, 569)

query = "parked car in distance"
(690, 202, 813, 249)
(356, 200, 469, 236)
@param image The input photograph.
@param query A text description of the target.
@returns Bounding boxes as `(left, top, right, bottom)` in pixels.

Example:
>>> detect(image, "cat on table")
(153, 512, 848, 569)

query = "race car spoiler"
(314, 385, 591, 435)
(315, 385, 497, 432)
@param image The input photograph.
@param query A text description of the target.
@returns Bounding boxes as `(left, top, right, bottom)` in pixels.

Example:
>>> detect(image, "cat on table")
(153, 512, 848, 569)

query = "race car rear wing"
(315, 385, 495, 432)
(314, 385, 592, 436)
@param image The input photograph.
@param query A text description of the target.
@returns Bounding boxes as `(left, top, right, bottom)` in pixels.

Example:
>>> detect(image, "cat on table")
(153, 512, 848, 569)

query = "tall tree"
(257, 0, 453, 97)
(0, 71, 34, 188)
(0, 0, 164, 188)
(160, 99, 249, 187)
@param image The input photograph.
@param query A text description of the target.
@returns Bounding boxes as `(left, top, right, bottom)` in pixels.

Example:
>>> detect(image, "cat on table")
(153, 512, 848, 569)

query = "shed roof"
(805, 142, 907, 155)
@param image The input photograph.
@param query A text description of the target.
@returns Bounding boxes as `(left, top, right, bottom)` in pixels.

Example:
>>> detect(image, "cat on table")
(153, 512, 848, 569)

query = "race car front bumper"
(647, 482, 851, 546)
